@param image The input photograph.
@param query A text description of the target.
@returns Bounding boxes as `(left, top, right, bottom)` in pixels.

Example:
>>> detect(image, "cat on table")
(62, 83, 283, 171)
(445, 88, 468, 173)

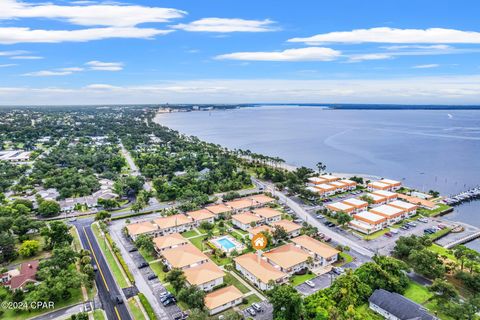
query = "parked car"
(384, 232, 392, 238)
(418, 217, 428, 223)
(162, 298, 176, 307)
(316, 214, 324, 219)
(93, 264, 98, 272)
(113, 295, 123, 304)
(246, 308, 256, 316)
(323, 236, 332, 242)
(252, 303, 262, 312)
(390, 228, 399, 234)
(160, 293, 174, 303)
(407, 222, 417, 227)
(438, 224, 447, 229)
(332, 267, 344, 275)
(128, 247, 138, 252)
(147, 273, 158, 280)
(305, 280, 315, 288)
(172, 312, 188, 320)
(137, 262, 149, 269)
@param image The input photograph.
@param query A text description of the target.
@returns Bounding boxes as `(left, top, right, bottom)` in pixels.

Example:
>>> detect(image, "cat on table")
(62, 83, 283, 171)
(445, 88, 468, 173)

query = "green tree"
(134, 234, 155, 254)
(19, 239, 40, 257)
(329, 269, 372, 311)
(336, 212, 353, 226)
(408, 249, 445, 279)
(41, 221, 73, 249)
(165, 268, 186, 293)
(0, 232, 17, 263)
(429, 279, 459, 302)
(268, 285, 304, 320)
(178, 285, 205, 310)
(95, 210, 112, 221)
(272, 225, 289, 242)
(38, 199, 61, 217)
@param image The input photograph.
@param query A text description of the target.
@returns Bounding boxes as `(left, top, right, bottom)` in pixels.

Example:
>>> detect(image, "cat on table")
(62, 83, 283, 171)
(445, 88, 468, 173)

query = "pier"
(443, 231, 480, 249)
(443, 186, 480, 206)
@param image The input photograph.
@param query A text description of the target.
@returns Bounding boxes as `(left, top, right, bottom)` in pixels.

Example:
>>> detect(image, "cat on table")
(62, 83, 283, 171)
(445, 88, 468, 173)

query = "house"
(249, 194, 275, 206)
(126, 221, 159, 240)
(153, 233, 188, 254)
(342, 198, 369, 213)
(204, 285, 243, 315)
(247, 225, 273, 239)
(388, 200, 418, 217)
(226, 198, 257, 213)
(350, 211, 387, 234)
(0, 150, 31, 162)
(183, 261, 225, 292)
(372, 190, 398, 203)
(234, 253, 288, 290)
(329, 181, 349, 193)
(291, 235, 339, 267)
(379, 179, 402, 191)
(365, 193, 388, 206)
(315, 184, 337, 196)
(162, 244, 209, 270)
(367, 181, 392, 191)
(185, 209, 215, 226)
(326, 202, 355, 215)
(231, 212, 263, 231)
(270, 219, 302, 238)
(263, 243, 310, 274)
(0, 261, 39, 290)
(307, 177, 327, 185)
(339, 179, 358, 190)
(306, 186, 321, 194)
(252, 207, 282, 223)
(397, 194, 437, 210)
(370, 205, 405, 224)
(369, 289, 437, 320)
(205, 203, 232, 216)
(319, 174, 340, 182)
(153, 214, 194, 235)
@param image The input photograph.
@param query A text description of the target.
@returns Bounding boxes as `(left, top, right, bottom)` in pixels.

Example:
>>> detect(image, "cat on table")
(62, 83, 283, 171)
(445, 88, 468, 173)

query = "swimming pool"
(211, 235, 244, 254)
(217, 237, 236, 250)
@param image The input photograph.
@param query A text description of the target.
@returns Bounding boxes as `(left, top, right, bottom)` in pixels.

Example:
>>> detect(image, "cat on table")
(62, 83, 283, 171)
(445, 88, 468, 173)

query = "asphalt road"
(74, 219, 132, 320)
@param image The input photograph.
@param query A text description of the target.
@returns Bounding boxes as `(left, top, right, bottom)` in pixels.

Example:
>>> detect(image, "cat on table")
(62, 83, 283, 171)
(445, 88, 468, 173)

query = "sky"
(1, 0, 480, 105)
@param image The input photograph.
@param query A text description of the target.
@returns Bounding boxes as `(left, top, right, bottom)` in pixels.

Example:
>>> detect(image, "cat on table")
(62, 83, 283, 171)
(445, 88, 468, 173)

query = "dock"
(443, 231, 480, 249)
(443, 186, 480, 206)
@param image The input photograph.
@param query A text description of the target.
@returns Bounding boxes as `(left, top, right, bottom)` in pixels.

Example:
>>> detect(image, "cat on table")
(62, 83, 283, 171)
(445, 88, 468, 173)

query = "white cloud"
(413, 64, 440, 69)
(172, 18, 277, 32)
(0, 0, 186, 27)
(10, 55, 43, 59)
(383, 45, 452, 50)
(288, 27, 480, 44)
(347, 53, 392, 62)
(0, 27, 172, 44)
(3, 76, 480, 104)
(0, 64, 17, 68)
(215, 47, 341, 61)
(86, 61, 123, 71)
(60, 67, 84, 72)
(0, 50, 29, 56)
(22, 70, 73, 77)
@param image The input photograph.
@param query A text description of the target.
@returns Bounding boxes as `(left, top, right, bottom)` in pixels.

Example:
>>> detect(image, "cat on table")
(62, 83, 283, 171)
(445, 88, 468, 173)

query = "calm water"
(156, 106, 480, 248)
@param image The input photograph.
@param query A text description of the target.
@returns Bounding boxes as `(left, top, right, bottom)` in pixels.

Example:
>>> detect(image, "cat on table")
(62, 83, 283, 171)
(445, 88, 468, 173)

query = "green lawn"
(428, 227, 452, 241)
(149, 261, 168, 281)
(11, 234, 51, 265)
(290, 272, 316, 286)
(128, 298, 147, 320)
(70, 227, 82, 252)
(429, 244, 457, 262)
(139, 247, 156, 263)
(224, 272, 251, 294)
(181, 230, 199, 238)
(418, 203, 452, 217)
(93, 309, 107, 320)
(1, 287, 83, 320)
(91, 224, 129, 288)
(138, 293, 157, 320)
(403, 281, 433, 304)
(360, 228, 391, 240)
(209, 253, 232, 266)
(239, 294, 262, 310)
(335, 251, 353, 266)
(189, 235, 207, 250)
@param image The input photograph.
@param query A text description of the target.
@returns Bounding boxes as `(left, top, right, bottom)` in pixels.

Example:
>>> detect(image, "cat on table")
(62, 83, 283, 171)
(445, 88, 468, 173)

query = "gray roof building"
(369, 289, 437, 320)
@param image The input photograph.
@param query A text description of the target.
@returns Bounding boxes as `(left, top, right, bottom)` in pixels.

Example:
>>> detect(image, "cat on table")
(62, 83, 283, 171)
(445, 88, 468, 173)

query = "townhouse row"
(306, 174, 358, 196)
(234, 235, 340, 291)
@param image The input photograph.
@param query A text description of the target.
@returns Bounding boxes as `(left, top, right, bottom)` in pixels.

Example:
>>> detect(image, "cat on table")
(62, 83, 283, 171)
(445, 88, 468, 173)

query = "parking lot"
(295, 271, 339, 296)
(240, 300, 273, 320)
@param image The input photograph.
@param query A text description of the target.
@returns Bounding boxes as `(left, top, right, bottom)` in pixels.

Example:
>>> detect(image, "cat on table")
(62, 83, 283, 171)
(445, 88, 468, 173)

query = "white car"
(305, 280, 315, 288)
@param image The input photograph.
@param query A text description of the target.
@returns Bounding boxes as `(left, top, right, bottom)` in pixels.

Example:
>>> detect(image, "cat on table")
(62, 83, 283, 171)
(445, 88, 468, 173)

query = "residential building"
(342, 198, 369, 213)
(126, 221, 159, 240)
(183, 261, 225, 292)
(185, 209, 215, 226)
(234, 253, 288, 290)
(315, 183, 336, 196)
(339, 179, 358, 190)
(162, 244, 209, 270)
(269, 220, 302, 238)
(263, 243, 310, 274)
(226, 198, 257, 213)
(205, 203, 232, 216)
(397, 194, 437, 210)
(249, 194, 275, 206)
(319, 174, 340, 182)
(291, 235, 339, 267)
(247, 225, 273, 239)
(329, 181, 349, 193)
(153, 214, 194, 235)
(307, 177, 327, 185)
(367, 181, 392, 191)
(153, 233, 188, 254)
(326, 202, 355, 215)
(372, 190, 398, 203)
(369, 289, 437, 320)
(388, 200, 418, 217)
(379, 179, 402, 191)
(370, 205, 405, 224)
(0, 261, 39, 290)
(365, 193, 388, 206)
(231, 212, 263, 231)
(350, 211, 387, 234)
(204, 285, 243, 315)
(252, 207, 282, 223)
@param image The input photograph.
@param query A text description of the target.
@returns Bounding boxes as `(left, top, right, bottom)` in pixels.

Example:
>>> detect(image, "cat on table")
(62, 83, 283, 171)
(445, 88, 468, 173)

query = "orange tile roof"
(247, 225, 273, 235)
(326, 202, 355, 213)
(153, 233, 188, 251)
(252, 207, 282, 219)
(204, 285, 243, 310)
(249, 194, 275, 204)
(153, 214, 193, 229)
(226, 198, 256, 210)
(397, 194, 437, 209)
(370, 205, 404, 218)
(232, 212, 262, 225)
(184, 261, 225, 286)
(126, 221, 158, 236)
(186, 209, 215, 221)
(353, 211, 386, 225)
(270, 219, 302, 233)
(291, 235, 339, 259)
(205, 203, 232, 214)
(388, 200, 418, 211)
(264, 243, 309, 269)
(162, 244, 209, 269)
(342, 198, 368, 208)
(234, 253, 287, 283)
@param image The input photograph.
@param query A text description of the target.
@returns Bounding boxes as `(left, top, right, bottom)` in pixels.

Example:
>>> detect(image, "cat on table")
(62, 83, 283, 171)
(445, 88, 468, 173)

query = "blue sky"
(1, 0, 480, 104)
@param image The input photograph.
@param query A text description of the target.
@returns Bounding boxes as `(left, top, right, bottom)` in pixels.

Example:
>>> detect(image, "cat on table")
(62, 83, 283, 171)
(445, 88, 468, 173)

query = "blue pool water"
(217, 237, 236, 250)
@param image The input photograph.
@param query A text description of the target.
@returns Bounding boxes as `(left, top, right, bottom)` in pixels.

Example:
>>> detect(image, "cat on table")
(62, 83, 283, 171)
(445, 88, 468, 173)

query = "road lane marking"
(114, 306, 122, 320)
(83, 227, 110, 292)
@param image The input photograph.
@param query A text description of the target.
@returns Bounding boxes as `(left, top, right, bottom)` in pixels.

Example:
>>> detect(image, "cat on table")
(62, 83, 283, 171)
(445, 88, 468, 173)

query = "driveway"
(240, 301, 273, 320)
(295, 272, 339, 296)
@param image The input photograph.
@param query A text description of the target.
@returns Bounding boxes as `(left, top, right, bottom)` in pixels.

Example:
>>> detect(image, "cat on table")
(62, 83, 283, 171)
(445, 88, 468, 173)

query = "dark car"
(92, 264, 98, 272)
(162, 297, 176, 307)
(323, 236, 332, 242)
(114, 295, 123, 304)
(137, 262, 148, 269)
(160, 293, 174, 303)
(384, 232, 392, 238)
(147, 273, 158, 280)
(172, 312, 188, 320)
(128, 247, 138, 252)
